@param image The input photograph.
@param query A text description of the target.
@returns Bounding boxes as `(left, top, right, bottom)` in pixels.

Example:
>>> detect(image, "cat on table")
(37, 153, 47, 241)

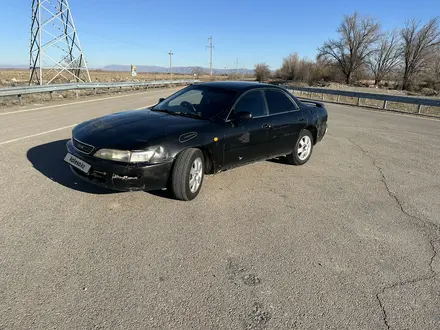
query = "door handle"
(262, 123, 272, 129)
(299, 118, 305, 122)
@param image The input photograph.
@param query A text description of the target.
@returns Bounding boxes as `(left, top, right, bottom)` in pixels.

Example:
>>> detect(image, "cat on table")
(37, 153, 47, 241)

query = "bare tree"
(401, 17, 440, 90)
(367, 31, 402, 85)
(254, 63, 271, 82)
(318, 12, 380, 84)
(430, 51, 440, 90)
(422, 49, 440, 92)
(279, 53, 300, 80)
(274, 53, 343, 84)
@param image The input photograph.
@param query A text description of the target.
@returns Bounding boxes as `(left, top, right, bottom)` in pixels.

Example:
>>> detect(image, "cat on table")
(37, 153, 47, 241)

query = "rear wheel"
(286, 130, 313, 165)
(171, 148, 204, 201)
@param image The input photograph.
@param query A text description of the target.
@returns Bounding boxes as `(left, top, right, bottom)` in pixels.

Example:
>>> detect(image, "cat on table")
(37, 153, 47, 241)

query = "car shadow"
(26, 139, 116, 194)
(26, 139, 290, 198)
(147, 189, 176, 200)
(266, 156, 289, 165)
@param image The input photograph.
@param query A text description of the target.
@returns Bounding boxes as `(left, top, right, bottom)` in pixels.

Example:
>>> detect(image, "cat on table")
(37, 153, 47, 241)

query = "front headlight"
(94, 149, 131, 162)
(94, 146, 169, 163)
(130, 146, 169, 163)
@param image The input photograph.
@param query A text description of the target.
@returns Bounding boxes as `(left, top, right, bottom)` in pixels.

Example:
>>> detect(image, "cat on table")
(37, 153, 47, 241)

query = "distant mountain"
(102, 64, 254, 75)
(0, 64, 255, 75)
(0, 64, 28, 69)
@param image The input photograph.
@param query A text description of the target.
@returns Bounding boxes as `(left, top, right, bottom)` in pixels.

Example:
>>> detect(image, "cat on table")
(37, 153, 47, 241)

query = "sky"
(0, 0, 438, 70)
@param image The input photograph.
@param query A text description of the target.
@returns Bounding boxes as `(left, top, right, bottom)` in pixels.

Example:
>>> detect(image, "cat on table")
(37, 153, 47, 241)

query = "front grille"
(73, 138, 94, 154)
(72, 167, 106, 184)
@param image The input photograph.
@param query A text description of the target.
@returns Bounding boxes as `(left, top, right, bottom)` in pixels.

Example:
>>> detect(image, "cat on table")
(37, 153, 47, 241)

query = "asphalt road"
(0, 88, 439, 330)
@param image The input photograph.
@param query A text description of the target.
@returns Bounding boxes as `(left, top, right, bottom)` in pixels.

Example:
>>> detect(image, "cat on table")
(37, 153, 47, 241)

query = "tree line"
(255, 13, 440, 93)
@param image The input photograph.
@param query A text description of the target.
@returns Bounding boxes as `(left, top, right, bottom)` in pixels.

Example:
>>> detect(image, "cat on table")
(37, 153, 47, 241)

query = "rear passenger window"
(233, 91, 266, 118)
(265, 90, 297, 114)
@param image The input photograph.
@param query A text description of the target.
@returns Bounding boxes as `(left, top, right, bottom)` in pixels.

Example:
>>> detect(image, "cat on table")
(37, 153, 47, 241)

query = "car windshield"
(151, 85, 237, 120)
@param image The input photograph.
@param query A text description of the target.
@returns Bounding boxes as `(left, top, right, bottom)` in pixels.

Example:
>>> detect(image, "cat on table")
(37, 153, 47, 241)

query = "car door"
(263, 89, 307, 157)
(223, 90, 273, 168)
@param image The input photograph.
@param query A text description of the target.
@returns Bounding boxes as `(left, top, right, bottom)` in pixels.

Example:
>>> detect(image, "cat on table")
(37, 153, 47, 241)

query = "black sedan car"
(65, 81, 328, 200)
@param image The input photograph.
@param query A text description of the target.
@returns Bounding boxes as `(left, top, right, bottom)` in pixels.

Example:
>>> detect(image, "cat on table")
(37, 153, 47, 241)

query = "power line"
(2, 0, 30, 16)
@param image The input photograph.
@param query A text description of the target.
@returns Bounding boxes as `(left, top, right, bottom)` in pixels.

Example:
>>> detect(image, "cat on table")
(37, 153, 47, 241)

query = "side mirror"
(236, 111, 252, 121)
(158, 97, 165, 103)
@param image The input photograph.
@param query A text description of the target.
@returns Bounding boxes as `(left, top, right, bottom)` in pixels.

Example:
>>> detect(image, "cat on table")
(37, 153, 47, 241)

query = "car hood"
(73, 109, 208, 150)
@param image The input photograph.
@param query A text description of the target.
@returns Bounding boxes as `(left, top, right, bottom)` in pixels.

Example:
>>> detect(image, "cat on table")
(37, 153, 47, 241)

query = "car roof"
(194, 81, 284, 92)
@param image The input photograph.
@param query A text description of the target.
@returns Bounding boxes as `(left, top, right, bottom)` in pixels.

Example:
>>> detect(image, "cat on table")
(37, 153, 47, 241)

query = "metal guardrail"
(0, 80, 198, 105)
(281, 84, 440, 114)
(2, 80, 439, 114)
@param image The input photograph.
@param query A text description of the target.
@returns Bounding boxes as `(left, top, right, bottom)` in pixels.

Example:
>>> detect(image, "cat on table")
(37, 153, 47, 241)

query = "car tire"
(171, 148, 204, 201)
(286, 129, 314, 165)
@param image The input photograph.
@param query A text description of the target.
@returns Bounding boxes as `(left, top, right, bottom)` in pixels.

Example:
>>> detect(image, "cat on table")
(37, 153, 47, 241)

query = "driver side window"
(169, 89, 203, 107)
(232, 91, 266, 118)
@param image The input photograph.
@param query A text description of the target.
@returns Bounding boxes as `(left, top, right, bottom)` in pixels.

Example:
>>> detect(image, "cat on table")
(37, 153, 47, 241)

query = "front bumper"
(66, 140, 173, 192)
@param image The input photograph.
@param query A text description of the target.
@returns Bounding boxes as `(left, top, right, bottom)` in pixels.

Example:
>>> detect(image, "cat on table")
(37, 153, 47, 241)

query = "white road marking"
(0, 90, 169, 116)
(0, 104, 156, 146)
(0, 124, 77, 146)
(134, 105, 153, 110)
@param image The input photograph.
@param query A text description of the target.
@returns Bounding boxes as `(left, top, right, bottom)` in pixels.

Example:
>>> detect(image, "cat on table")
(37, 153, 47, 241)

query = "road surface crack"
(346, 137, 439, 232)
(347, 136, 438, 330)
(375, 240, 437, 329)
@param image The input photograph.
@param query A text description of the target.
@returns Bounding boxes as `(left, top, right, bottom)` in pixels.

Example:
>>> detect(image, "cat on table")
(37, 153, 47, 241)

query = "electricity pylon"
(29, 0, 91, 85)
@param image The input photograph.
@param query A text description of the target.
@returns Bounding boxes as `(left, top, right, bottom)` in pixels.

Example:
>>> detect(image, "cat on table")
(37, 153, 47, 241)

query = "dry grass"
(320, 81, 439, 99)
(0, 69, 237, 107)
(0, 69, 232, 88)
(292, 90, 440, 117)
(0, 85, 185, 108)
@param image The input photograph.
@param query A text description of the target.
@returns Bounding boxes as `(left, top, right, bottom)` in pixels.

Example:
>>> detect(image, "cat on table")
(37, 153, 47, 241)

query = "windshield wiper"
(150, 108, 207, 120)
(150, 108, 174, 114)
(173, 112, 206, 120)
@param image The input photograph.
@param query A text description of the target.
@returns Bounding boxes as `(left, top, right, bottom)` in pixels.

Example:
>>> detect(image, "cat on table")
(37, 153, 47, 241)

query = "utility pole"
(236, 58, 239, 73)
(168, 50, 173, 76)
(207, 36, 214, 77)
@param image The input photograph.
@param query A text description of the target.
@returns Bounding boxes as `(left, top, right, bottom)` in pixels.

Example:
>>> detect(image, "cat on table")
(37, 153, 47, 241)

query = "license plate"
(64, 153, 91, 173)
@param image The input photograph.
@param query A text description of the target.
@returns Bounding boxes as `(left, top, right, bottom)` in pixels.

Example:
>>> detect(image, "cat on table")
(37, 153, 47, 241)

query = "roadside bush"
(254, 63, 271, 82)
(420, 88, 438, 96)
(273, 54, 344, 85)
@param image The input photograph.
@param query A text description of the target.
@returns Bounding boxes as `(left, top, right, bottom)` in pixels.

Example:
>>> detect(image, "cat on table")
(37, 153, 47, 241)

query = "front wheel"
(286, 130, 313, 165)
(171, 148, 204, 201)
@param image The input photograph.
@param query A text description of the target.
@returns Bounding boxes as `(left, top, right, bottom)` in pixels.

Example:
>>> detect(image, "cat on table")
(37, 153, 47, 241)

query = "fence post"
(50, 91, 53, 101)
(75, 90, 79, 98)
(383, 100, 387, 109)
(337, 95, 340, 103)
(356, 97, 360, 106)
(417, 104, 423, 114)
(18, 95, 22, 106)
(321, 93, 324, 100)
